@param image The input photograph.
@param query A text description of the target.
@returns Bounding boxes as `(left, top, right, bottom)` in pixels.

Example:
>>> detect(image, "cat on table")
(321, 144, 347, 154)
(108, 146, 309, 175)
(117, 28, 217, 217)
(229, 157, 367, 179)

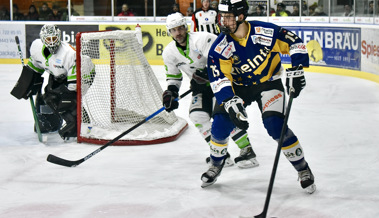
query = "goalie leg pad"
(58, 110, 77, 139)
(43, 84, 77, 112)
(10, 66, 43, 99)
(35, 93, 63, 133)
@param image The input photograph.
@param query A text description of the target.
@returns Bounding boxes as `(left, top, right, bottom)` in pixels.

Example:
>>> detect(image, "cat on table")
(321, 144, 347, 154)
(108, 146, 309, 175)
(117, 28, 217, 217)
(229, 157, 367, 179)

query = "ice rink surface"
(1, 64, 379, 218)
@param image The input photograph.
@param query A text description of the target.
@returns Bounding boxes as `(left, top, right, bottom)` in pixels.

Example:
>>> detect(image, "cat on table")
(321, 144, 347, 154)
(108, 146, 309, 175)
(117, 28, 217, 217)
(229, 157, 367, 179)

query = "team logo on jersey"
(251, 35, 272, 46)
(176, 62, 186, 67)
(214, 37, 229, 54)
(232, 55, 241, 65)
(221, 42, 235, 59)
(211, 77, 231, 93)
(289, 43, 308, 55)
(254, 27, 274, 37)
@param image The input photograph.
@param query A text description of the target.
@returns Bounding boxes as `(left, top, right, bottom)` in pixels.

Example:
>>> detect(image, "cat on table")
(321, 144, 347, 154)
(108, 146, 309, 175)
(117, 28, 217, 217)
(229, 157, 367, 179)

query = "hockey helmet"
(277, 2, 286, 9)
(218, 0, 249, 18)
(217, 0, 249, 34)
(166, 12, 188, 35)
(40, 24, 61, 54)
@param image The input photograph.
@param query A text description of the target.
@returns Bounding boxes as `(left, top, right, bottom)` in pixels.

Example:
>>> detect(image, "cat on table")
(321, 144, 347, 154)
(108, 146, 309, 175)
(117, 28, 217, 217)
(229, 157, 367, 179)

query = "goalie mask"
(166, 12, 188, 36)
(40, 24, 62, 54)
(217, 0, 249, 34)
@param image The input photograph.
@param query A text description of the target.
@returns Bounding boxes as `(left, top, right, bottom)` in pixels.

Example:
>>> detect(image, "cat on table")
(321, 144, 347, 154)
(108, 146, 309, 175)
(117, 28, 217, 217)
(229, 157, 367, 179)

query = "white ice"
(1, 64, 379, 218)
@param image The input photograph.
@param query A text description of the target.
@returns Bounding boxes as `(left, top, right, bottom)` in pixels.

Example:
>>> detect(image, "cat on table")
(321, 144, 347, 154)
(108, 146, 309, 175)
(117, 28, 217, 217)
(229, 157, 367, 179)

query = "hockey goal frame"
(75, 30, 187, 145)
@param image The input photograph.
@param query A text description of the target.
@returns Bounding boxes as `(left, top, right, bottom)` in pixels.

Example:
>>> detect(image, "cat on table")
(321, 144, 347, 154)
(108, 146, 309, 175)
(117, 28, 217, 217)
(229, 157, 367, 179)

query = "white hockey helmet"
(166, 12, 188, 35)
(40, 24, 62, 54)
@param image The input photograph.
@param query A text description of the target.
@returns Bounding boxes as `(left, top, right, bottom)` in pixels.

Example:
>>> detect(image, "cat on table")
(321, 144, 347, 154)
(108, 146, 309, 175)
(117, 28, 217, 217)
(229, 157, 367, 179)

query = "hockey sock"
(282, 139, 307, 171)
(230, 128, 251, 149)
(209, 139, 228, 166)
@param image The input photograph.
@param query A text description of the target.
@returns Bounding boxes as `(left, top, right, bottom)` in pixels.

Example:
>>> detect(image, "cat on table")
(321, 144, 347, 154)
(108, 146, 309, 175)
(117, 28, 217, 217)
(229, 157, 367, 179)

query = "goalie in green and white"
(11, 24, 94, 140)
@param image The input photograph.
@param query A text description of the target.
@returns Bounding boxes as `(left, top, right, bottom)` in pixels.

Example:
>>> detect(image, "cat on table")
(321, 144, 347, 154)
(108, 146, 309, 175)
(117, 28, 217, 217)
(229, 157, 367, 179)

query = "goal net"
(76, 29, 187, 145)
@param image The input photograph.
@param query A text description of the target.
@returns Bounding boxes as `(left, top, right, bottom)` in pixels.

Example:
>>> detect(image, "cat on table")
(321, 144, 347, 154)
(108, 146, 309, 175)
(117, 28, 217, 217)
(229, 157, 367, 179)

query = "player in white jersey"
(162, 12, 259, 169)
(12, 24, 85, 140)
(191, 0, 219, 35)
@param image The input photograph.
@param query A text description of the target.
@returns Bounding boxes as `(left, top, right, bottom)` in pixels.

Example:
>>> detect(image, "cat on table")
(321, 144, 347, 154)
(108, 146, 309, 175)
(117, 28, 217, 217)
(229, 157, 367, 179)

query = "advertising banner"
(280, 26, 361, 71)
(0, 23, 25, 59)
(360, 28, 379, 76)
(99, 24, 172, 65)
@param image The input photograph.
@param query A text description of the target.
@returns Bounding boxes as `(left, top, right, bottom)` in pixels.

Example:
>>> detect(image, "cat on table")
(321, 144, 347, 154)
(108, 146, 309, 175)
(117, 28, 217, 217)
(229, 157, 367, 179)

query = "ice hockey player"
(202, 0, 316, 193)
(191, 0, 219, 35)
(162, 12, 259, 169)
(11, 24, 78, 140)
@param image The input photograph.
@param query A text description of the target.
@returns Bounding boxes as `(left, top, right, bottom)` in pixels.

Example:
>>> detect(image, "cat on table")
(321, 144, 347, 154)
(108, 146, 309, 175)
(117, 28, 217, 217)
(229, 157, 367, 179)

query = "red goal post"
(75, 29, 188, 145)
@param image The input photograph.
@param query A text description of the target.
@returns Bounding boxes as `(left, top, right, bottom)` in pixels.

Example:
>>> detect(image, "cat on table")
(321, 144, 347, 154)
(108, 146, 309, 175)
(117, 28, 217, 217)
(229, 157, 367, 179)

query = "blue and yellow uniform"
(207, 20, 310, 172)
(208, 20, 309, 104)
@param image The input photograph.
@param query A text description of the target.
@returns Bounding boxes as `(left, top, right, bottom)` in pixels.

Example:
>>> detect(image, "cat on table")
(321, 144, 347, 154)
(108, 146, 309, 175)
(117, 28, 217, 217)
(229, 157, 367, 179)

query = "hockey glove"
(190, 69, 210, 93)
(162, 85, 179, 112)
(224, 96, 249, 130)
(286, 65, 306, 98)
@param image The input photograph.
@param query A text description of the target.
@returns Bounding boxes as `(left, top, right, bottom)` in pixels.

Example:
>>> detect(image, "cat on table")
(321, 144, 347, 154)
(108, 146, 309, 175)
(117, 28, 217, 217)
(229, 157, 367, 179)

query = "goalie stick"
(15, 36, 44, 143)
(47, 89, 192, 167)
(255, 88, 295, 218)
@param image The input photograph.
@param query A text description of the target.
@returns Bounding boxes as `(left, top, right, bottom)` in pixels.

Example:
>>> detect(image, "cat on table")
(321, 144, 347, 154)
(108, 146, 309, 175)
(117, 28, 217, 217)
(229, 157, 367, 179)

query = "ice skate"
(205, 152, 234, 167)
(201, 157, 226, 188)
(298, 166, 316, 194)
(234, 145, 259, 169)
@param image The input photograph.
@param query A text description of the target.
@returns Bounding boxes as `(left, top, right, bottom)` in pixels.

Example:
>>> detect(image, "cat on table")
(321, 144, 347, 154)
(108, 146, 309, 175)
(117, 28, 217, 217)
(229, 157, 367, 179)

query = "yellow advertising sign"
(99, 24, 173, 65)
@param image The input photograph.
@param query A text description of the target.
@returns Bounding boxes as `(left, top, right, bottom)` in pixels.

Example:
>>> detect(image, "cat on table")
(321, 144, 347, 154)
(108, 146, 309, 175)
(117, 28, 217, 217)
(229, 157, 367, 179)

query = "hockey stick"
(255, 88, 295, 218)
(15, 36, 43, 143)
(47, 89, 192, 167)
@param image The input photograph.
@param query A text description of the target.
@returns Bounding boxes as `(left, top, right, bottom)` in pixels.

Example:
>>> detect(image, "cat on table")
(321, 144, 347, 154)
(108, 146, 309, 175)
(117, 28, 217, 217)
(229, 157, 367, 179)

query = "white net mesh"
(78, 30, 187, 144)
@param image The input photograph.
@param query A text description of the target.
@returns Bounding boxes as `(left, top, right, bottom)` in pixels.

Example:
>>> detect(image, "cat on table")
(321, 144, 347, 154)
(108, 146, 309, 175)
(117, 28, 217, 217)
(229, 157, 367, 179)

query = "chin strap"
(233, 19, 244, 34)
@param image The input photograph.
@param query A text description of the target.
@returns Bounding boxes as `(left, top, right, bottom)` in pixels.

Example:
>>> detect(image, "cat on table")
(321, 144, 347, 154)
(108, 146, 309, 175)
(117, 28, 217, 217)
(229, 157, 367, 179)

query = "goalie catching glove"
(286, 65, 306, 98)
(162, 85, 179, 112)
(224, 96, 249, 130)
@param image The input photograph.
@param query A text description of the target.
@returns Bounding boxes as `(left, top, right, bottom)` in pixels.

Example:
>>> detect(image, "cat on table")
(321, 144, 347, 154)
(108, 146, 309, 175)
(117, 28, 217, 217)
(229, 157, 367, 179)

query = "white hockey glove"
(286, 65, 306, 98)
(224, 96, 249, 130)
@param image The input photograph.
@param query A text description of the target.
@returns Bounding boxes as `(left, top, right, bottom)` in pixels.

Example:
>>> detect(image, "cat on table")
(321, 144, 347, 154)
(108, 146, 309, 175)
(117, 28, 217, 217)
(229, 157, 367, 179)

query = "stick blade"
(47, 154, 83, 167)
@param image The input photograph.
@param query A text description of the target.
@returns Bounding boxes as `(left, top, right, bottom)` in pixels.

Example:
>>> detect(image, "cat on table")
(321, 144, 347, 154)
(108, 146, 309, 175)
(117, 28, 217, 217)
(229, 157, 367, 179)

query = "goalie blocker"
(11, 65, 43, 100)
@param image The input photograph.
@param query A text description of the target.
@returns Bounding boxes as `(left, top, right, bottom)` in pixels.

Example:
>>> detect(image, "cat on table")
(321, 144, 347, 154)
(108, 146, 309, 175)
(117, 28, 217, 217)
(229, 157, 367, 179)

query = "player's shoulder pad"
(209, 34, 231, 58)
(30, 39, 43, 55)
(162, 40, 177, 58)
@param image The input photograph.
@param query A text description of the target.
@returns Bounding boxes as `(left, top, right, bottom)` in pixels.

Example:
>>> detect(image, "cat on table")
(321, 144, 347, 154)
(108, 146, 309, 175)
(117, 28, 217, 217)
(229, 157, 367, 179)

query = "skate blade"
(206, 157, 234, 167)
(201, 179, 217, 188)
(236, 158, 259, 169)
(304, 184, 316, 194)
(224, 158, 234, 167)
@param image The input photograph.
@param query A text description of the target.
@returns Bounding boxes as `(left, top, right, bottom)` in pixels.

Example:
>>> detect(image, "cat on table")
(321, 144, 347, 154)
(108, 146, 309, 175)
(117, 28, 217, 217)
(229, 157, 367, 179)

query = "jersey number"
(210, 65, 220, 77)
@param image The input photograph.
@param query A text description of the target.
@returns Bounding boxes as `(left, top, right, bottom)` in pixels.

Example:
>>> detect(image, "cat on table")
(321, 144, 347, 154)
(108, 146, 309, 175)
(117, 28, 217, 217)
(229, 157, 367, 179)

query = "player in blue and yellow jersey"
(201, 0, 316, 194)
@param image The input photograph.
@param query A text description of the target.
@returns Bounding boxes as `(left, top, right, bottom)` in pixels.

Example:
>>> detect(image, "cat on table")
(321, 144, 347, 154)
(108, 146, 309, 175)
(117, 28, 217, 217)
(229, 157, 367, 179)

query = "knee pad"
(189, 111, 211, 141)
(263, 116, 284, 140)
(211, 113, 235, 141)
